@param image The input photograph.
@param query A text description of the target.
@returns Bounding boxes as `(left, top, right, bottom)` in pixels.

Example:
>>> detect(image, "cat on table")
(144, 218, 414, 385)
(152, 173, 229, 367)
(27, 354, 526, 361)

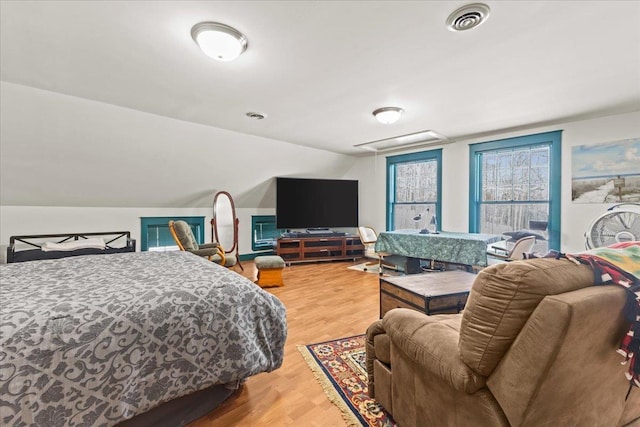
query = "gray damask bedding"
(0, 251, 287, 426)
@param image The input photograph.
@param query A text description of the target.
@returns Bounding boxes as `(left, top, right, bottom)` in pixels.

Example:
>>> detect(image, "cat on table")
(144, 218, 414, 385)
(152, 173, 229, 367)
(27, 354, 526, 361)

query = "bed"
(0, 250, 287, 426)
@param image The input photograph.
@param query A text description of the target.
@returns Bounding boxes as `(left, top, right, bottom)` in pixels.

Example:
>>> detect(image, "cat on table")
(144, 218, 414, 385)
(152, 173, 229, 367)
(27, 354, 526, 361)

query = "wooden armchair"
(168, 220, 226, 265)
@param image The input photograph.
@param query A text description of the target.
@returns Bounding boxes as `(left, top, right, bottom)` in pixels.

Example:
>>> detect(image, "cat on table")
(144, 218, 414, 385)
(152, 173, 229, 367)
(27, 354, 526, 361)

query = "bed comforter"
(0, 251, 287, 426)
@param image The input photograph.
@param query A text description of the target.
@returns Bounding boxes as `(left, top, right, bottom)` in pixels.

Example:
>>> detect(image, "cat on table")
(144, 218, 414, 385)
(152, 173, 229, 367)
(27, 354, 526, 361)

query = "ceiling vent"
(246, 112, 266, 120)
(446, 3, 491, 32)
(354, 130, 451, 153)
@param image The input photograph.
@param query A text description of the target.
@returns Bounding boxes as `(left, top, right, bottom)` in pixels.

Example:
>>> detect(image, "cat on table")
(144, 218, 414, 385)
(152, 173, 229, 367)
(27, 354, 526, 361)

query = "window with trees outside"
(387, 149, 442, 232)
(469, 131, 562, 252)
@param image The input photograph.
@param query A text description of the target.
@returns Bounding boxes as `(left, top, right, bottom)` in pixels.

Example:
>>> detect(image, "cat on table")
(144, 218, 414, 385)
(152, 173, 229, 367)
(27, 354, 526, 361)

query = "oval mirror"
(212, 191, 242, 269)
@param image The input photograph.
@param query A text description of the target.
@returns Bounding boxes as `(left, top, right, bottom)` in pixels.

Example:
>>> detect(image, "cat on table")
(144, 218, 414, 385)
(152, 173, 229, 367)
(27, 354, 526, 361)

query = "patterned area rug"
(298, 335, 397, 426)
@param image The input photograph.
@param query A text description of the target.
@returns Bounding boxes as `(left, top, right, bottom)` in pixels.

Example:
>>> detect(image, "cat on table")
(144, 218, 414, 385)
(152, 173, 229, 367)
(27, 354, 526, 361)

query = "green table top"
(375, 229, 502, 267)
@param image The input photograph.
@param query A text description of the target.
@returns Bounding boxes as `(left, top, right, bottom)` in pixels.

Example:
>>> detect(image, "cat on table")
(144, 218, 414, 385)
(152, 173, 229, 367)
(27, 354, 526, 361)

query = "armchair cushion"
(198, 242, 221, 250)
(172, 220, 199, 251)
(366, 320, 388, 398)
(374, 334, 391, 366)
(382, 309, 486, 393)
(221, 254, 237, 268)
(487, 286, 633, 426)
(459, 257, 595, 377)
(190, 246, 221, 258)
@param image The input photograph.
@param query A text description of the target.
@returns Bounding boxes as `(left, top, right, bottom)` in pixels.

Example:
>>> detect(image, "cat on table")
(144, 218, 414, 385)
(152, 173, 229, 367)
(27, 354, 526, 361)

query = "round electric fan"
(585, 203, 640, 249)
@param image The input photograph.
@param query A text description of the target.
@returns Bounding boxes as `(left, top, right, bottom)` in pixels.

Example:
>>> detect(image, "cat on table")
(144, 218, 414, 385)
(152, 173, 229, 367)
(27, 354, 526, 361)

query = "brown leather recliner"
(366, 257, 640, 426)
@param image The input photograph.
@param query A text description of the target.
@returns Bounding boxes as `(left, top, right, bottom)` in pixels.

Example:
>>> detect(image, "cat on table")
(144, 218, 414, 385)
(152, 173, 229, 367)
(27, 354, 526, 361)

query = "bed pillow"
(41, 238, 106, 252)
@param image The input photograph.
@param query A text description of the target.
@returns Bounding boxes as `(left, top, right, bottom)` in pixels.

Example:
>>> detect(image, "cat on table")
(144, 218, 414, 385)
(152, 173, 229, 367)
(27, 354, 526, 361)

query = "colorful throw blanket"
(568, 242, 640, 388)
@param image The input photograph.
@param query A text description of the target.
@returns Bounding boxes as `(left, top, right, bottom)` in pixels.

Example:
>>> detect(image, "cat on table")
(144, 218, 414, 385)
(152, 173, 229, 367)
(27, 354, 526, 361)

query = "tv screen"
(276, 177, 358, 229)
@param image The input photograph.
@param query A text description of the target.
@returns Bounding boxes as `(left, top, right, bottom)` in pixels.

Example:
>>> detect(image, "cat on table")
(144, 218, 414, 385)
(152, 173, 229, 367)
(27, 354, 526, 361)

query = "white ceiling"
(1, 1, 639, 155)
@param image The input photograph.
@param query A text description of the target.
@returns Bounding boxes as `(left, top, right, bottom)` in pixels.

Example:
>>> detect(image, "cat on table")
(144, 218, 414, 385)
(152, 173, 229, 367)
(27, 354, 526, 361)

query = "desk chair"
(357, 226, 398, 273)
(487, 235, 536, 265)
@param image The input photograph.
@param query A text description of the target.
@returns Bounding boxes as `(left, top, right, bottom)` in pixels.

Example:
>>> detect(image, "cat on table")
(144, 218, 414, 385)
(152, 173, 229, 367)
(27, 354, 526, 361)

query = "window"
(386, 149, 442, 231)
(140, 216, 205, 251)
(251, 215, 282, 252)
(469, 131, 561, 251)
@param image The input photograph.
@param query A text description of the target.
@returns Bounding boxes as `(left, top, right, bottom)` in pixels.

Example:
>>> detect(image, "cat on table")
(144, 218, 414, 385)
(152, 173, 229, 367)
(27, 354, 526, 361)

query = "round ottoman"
(254, 255, 285, 287)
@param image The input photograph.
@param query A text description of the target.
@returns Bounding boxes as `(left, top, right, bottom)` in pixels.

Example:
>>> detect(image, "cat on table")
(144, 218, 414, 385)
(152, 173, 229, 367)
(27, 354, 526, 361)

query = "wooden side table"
(379, 271, 476, 318)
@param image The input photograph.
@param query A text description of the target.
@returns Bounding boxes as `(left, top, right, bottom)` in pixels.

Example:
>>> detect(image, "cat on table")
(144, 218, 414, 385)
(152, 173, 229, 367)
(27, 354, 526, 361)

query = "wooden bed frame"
(117, 384, 240, 427)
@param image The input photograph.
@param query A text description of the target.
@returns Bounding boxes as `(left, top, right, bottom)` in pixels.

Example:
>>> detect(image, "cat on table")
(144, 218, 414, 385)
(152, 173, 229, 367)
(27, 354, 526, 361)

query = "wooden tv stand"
(276, 235, 364, 264)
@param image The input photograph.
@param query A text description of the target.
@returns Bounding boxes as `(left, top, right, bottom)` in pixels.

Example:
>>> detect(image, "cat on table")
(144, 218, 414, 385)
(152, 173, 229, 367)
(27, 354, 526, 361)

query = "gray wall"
(0, 82, 361, 261)
(356, 111, 640, 253)
(2, 81, 639, 261)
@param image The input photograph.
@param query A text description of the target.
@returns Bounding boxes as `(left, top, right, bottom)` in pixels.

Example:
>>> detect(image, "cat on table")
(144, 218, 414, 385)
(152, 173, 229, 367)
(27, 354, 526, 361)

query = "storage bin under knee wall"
(254, 255, 285, 287)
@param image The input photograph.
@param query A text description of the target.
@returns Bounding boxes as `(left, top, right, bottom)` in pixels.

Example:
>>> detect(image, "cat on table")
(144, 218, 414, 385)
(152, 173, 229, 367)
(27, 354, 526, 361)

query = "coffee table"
(379, 271, 476, 318)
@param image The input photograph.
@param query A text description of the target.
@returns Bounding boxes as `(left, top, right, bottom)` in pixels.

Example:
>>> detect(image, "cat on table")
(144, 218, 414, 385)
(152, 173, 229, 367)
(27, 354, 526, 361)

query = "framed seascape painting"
(572, 137, 640, 203)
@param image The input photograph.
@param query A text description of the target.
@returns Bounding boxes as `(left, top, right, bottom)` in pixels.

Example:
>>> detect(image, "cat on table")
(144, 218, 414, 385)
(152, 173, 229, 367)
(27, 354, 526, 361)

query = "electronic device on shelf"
(306, 227, 330, 233)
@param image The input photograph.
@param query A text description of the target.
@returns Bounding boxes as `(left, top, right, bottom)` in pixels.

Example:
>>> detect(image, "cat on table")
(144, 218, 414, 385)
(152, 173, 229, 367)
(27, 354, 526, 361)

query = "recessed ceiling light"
(246, 112, 266, 120)
(446, 3, 490, 32)
(373, 107, 404, 124)
(191, 22, 248, 61)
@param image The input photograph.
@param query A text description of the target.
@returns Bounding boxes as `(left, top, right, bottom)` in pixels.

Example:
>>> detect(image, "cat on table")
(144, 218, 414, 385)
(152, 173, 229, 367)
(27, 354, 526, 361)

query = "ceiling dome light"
(373, 107, 404, 124)
(191, 22, 248, 62)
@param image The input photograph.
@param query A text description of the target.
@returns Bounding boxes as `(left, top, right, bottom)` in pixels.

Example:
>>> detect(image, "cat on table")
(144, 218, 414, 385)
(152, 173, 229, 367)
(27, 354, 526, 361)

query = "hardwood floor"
(189, 259, 380, 427)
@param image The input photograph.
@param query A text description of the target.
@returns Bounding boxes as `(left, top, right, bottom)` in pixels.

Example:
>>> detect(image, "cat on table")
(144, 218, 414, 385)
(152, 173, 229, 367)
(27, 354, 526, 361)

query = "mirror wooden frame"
(211, 191, 243, 270)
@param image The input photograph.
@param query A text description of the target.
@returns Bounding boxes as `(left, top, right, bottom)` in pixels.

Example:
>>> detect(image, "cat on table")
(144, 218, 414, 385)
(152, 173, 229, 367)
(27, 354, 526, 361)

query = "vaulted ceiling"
(2, 1, 639, 155)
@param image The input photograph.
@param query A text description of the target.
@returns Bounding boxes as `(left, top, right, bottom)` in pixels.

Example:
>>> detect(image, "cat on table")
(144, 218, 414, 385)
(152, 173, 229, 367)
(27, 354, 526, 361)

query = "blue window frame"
(469, 131, 562, 250)
(386, 149, 442, 231)
(140, 216, 205, 251)
(251, 215, 283, 252)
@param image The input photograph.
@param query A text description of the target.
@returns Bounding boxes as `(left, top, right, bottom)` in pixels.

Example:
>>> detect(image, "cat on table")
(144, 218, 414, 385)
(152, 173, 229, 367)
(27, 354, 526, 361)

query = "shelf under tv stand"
(276, 235, 364, 264)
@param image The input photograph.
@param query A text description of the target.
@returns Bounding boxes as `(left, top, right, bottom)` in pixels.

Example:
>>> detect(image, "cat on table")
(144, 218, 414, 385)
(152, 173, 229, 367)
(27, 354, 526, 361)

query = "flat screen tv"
(276, 177, 358, 229)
